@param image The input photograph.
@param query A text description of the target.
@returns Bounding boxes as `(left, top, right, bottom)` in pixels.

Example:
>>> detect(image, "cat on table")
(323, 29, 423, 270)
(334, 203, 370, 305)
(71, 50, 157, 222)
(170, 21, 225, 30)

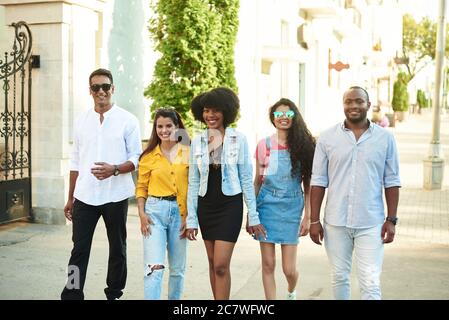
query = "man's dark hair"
(191, 87, 239, 128)
(89, 68, 113, 85)
(347, 86, 370, 102)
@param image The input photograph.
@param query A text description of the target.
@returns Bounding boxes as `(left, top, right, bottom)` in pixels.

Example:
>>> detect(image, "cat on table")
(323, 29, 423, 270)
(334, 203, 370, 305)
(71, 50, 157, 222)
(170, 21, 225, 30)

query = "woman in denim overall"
(252, 98, 315, 300)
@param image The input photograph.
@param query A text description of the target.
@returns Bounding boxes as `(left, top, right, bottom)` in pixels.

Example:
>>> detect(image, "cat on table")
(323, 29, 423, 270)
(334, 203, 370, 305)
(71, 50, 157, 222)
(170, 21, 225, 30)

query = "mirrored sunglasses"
(90, 83, 112, 92)
(273, 110, 295, 119)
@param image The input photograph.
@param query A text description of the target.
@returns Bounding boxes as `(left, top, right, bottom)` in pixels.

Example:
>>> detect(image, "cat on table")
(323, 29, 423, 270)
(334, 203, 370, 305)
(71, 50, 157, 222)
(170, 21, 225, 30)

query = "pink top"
(379, 115, 390, 128)
(255, 135, 288, 167)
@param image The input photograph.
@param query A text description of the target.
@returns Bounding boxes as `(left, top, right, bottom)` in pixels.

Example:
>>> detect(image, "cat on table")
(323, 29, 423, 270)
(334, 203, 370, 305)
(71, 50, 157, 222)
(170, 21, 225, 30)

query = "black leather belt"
(150, 195, 177, 201)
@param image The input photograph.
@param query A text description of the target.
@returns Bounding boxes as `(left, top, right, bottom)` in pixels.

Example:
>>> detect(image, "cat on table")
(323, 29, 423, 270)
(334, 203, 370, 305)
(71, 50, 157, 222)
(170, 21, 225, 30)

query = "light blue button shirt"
(186, 127, 260, 229)
(311, 121, 401, 228)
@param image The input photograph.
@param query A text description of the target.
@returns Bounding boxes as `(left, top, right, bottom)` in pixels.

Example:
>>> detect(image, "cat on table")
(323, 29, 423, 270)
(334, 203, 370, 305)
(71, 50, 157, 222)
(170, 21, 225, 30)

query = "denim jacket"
(186, 127, 260, 229)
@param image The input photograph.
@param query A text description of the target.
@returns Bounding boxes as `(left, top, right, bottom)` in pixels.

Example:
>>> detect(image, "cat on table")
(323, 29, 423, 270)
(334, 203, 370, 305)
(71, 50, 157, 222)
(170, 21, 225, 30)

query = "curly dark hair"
(269, 98, 316, 186)
(191, 87, 239, 128)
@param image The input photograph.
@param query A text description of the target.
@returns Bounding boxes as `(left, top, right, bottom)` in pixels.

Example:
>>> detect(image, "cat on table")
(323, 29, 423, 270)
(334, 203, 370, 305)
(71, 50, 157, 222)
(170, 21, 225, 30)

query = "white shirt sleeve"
(125, 116, 142, 169)
(69, 118, 80, 171)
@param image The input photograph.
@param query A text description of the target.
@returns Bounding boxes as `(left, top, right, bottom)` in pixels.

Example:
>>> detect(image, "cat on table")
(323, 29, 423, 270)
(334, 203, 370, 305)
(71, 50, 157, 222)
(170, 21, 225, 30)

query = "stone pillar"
(423, 158, 444, 190)
(0, 0, 107, 224)
(423, 0, 446, 190)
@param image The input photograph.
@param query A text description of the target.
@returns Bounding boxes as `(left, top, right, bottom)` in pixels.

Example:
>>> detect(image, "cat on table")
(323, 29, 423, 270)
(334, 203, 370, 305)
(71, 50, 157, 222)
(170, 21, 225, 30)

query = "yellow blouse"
(135, 144, 189, 222)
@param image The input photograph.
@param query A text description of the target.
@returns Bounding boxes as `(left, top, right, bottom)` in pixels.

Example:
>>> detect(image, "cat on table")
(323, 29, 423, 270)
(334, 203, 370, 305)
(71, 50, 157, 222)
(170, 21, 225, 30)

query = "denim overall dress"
(256, 137, 304, 244)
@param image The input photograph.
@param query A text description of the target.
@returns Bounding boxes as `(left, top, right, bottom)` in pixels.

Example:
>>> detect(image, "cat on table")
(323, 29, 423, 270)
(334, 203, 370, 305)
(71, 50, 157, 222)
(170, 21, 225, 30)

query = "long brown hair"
(139, 107, 189, 160)
(269, 98, 316, 186)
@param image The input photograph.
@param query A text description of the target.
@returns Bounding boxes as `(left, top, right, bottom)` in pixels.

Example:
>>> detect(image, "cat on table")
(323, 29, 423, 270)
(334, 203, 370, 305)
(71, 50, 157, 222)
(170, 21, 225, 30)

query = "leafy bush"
(145, 0, 239, 128)
(392, 72, 409, 112)
(416, 89, 429, 109)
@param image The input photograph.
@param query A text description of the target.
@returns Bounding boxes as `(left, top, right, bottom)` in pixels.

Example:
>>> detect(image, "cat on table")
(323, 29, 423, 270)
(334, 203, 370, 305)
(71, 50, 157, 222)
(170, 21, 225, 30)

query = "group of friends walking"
(61, 68, 401, 301)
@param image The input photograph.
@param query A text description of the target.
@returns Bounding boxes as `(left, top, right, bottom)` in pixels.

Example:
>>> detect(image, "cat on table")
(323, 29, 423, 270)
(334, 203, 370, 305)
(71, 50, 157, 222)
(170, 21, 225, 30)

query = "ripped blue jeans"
(143, 197, 187, 300)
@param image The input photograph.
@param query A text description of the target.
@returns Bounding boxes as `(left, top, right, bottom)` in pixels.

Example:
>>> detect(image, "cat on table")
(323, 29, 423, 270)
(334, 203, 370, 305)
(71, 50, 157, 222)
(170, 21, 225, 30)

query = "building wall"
(236, 0, 307, 150)
(0, 0, 105, 224)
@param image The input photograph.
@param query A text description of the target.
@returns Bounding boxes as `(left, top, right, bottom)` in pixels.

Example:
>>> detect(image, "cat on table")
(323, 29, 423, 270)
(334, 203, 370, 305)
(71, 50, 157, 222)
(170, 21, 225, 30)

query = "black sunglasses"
(90, 83, 112, 92)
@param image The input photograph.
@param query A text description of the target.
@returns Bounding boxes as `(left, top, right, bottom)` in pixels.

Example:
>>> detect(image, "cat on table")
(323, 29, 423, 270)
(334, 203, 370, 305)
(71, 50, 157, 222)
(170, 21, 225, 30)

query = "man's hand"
(64, 198, 74, 221)
(91, 162, 115, 180)
(309, 222, 324, 245)
(381, 221, 395, 243)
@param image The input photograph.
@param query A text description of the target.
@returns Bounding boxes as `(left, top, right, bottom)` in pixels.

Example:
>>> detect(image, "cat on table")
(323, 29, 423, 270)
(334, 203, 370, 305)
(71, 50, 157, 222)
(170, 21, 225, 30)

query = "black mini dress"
(197, 162, 243, 243)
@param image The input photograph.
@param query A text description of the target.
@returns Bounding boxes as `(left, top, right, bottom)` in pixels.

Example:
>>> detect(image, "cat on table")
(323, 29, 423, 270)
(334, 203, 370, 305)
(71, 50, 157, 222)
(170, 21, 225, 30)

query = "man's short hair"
(89, 68, 113, 85)
(347, 86, 370, 102)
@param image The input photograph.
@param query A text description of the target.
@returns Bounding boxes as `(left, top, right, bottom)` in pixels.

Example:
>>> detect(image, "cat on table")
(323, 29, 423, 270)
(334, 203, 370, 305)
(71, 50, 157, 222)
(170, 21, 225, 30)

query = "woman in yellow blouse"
(135, 107, 190, 300)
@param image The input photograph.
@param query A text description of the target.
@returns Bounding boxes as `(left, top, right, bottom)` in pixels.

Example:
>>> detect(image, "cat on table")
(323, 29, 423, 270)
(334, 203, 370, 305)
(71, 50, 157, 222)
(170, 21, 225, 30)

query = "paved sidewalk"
(392, 111, 449, 245)
(0, 111, 449, 300)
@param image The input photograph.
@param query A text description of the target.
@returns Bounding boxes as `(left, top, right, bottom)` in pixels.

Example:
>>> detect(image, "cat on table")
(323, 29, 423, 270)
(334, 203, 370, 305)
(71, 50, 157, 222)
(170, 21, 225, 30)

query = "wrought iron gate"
(0, 21, 33, 224)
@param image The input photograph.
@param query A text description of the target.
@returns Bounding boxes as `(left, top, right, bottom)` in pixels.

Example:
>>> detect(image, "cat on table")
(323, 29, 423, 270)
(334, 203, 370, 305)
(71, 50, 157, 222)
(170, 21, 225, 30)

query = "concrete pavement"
(1, 111, 449, 300)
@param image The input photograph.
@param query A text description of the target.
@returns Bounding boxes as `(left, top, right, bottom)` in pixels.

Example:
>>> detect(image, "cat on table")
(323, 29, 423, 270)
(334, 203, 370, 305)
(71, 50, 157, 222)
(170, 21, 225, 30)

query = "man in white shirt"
(61, 68, 142, 300)
(309, 86, 401, 300)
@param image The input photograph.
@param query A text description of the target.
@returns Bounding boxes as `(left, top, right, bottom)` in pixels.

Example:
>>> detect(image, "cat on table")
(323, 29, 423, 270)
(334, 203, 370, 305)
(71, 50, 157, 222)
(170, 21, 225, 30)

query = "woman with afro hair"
(185, 87, 266, 300)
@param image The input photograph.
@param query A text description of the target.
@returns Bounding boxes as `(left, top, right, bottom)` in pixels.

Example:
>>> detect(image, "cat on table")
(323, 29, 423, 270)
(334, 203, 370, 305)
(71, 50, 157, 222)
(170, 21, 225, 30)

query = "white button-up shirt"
(70, 105, 142, 206)
(311, 121, 401, 228)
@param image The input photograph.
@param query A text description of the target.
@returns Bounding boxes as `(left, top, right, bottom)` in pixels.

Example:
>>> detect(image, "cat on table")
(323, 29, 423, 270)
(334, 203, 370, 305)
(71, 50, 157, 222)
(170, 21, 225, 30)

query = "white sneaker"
(287, 291, 297, 300)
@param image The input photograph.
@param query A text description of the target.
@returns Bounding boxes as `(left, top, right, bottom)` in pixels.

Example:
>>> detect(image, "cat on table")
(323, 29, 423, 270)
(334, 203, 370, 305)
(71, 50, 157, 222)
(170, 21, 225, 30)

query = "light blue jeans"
(324, 223, 384, 300)
(143, 197, 186, 300)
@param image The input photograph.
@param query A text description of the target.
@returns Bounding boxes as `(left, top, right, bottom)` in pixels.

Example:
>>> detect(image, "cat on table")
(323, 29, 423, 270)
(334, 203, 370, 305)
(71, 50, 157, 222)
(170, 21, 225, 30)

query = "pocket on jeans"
(145, 197, 159, 205)
(145, 198, 159, 212)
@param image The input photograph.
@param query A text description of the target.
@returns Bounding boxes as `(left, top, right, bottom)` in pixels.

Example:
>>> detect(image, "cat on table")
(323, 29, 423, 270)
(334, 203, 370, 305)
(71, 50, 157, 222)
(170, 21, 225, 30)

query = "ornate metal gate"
(0, 22, 33, 224)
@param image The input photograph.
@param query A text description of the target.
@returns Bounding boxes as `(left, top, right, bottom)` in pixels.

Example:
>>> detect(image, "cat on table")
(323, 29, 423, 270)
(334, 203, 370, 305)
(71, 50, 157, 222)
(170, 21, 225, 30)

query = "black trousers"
(60, 199, 128, 300)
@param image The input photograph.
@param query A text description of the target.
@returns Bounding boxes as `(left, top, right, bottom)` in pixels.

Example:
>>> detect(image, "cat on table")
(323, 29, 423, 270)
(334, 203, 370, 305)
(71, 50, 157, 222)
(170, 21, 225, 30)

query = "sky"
(399, 0, 445, 21)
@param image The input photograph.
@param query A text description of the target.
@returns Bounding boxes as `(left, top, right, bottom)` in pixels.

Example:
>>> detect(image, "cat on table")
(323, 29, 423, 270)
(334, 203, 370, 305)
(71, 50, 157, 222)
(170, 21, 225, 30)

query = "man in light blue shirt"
(309, 86, 400, 300)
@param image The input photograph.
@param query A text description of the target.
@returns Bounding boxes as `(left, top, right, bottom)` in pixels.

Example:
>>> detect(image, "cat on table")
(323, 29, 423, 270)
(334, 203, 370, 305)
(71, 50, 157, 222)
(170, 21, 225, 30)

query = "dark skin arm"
(309, 186, 325, 245)
(382, 187, 399, 243)
(64, 171, 79, 221)
(185, 228, 198, 241)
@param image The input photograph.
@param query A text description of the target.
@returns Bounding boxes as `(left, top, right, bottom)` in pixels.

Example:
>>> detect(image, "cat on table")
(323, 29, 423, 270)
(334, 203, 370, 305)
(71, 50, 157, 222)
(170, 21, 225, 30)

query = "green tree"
(145, 0, 239, 127)
(392, 72, 409, 112)
(213, 0, 239, 89)
(416, 89, 429, 109)
(402, 14, 449, 83)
